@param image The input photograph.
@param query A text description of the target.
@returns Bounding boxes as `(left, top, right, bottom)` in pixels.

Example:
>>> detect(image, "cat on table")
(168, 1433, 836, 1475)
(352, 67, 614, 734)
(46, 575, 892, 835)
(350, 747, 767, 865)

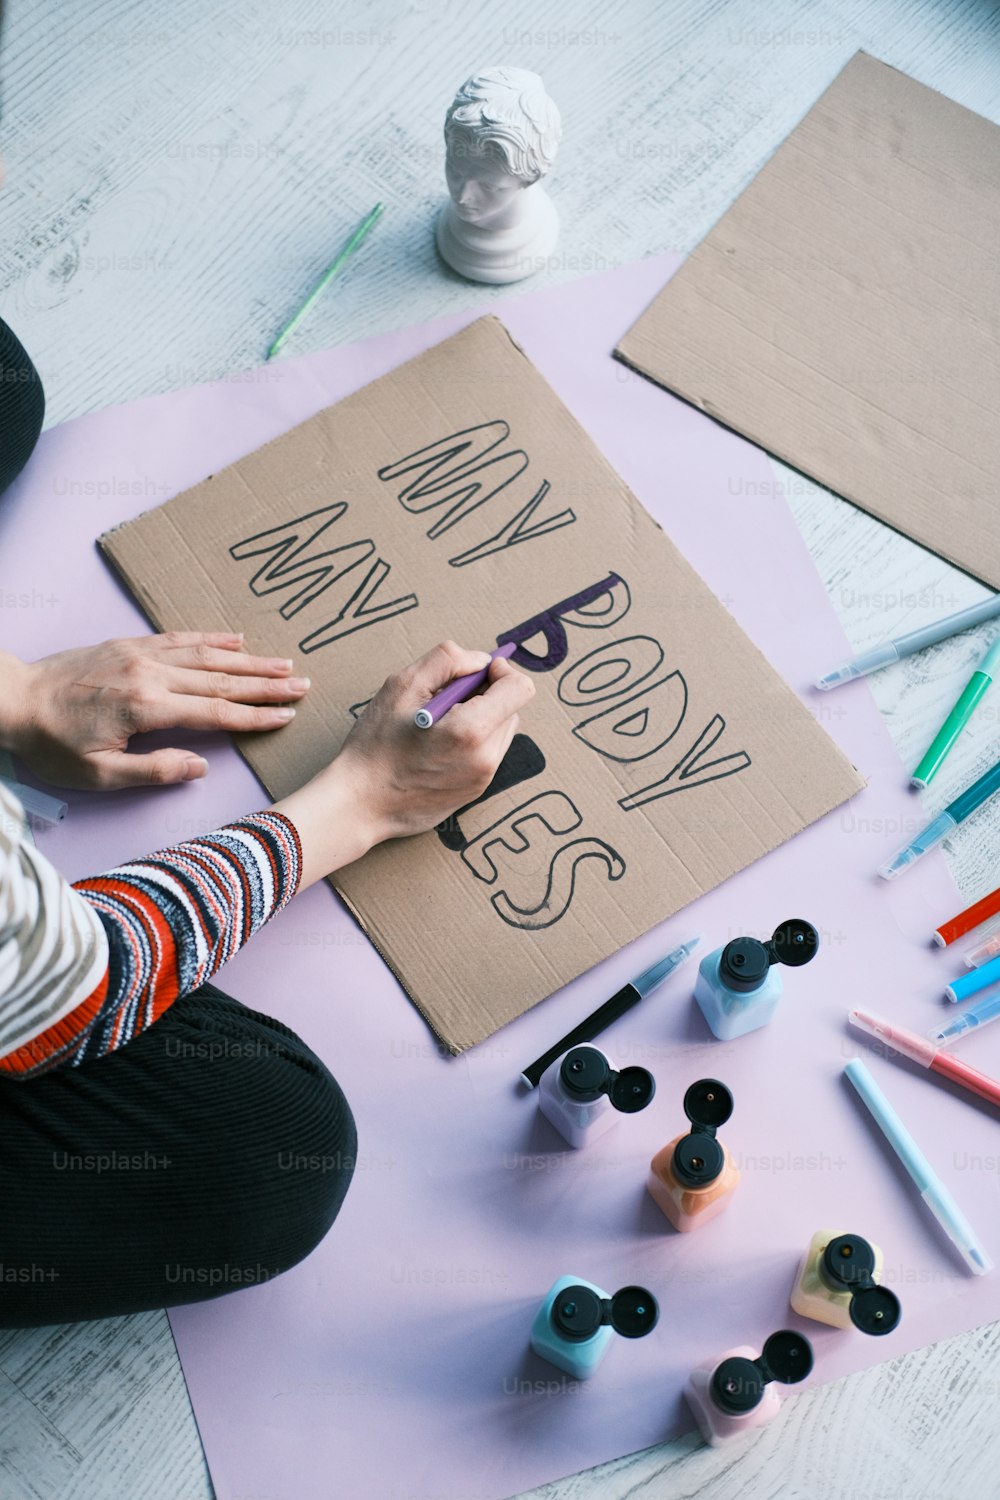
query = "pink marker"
(413, 643, 517, 729)
(848, 1009, 1000, 1111)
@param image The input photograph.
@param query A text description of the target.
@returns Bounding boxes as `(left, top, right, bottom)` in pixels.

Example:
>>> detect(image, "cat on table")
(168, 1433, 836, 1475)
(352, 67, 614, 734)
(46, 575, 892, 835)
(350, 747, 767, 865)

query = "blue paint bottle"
(530, 1274, 659, 1379)
(694, 919, 819, 1040)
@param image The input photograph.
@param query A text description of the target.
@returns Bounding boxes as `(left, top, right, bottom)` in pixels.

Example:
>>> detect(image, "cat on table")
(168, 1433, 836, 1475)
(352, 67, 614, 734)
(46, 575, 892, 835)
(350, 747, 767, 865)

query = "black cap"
(820, 1234, 901, 1336)
(719, 919, 819, 994)
(551, 1284, 659, 1342)
(684, 1078, 734, 1129)
(559, 1046, 655, 1115)
(560, 1047, 611, 1101)
(718, 936, 771, 993)
(820, 1234, 877, 1289)
(609, 1285, 659, 1338)
(711, 1330, 812, 1414)
(671, 1079, 734, 1188)
(848, 1284, 901, 1336)
(767, 919, 819, 969)
(759, 1329, 814, 1384)
(711, 1356, 765, 1414)
(609, 1066, 656, 1113)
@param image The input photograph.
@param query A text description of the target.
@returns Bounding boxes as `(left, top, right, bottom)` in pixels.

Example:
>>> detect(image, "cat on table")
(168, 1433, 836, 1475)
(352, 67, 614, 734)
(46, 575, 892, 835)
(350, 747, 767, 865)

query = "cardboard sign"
(100, 315, 863, 1050)
(616, 52, 1000, 587)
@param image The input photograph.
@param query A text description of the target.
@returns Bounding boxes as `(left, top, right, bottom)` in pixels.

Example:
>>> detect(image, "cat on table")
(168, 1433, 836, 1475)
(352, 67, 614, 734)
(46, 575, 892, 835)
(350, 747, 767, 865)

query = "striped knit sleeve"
(0, 783, 110, 1059)
(0, 810, 302, 1079)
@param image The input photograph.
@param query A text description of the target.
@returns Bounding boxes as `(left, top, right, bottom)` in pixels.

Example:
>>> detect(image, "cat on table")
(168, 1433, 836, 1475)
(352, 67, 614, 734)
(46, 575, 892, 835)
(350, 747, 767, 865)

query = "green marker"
(912, 637, 1000, 788)
(266, 202, 384, 360)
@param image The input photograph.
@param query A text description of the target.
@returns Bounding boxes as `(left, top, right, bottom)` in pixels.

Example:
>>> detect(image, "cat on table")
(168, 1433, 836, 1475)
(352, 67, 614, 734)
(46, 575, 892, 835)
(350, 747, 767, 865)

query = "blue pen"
(945, 951, 1000, 1004)
(844, 1058, 992, 1274)
(880, 758, 1000, 880)
(935, 989, 1000, 1043)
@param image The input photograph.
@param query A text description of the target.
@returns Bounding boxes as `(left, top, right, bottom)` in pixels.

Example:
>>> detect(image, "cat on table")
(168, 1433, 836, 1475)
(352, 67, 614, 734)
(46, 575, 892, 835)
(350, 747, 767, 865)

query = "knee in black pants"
(0, 984, 358, 1326)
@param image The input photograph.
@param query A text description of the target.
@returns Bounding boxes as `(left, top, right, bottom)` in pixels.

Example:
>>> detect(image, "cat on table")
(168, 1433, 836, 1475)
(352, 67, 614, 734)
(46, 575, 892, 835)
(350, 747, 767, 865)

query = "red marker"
(849, 1009, 1000, 1111)
(934, 884, 1000, 947)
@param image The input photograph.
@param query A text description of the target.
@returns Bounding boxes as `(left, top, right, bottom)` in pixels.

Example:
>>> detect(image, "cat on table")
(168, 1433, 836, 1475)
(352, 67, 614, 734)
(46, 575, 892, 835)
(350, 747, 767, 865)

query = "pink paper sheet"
(4, 258, 997, 1500)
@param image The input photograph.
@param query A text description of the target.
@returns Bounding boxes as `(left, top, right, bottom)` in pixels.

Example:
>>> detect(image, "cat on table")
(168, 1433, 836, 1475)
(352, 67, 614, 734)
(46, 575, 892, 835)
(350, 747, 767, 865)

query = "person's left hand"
(0, 632, 310, 789)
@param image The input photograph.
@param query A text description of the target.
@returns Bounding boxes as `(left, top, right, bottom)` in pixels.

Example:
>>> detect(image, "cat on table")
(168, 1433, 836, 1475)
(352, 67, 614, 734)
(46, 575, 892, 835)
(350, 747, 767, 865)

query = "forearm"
(0, 650, 31, 753)
(1, 808, 303, 1078)
(270, 756, 381, 890)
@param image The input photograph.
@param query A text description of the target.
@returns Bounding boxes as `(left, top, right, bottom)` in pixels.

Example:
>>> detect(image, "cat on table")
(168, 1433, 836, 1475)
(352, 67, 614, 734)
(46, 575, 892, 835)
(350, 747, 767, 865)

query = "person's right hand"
(273, 641, 536, 887)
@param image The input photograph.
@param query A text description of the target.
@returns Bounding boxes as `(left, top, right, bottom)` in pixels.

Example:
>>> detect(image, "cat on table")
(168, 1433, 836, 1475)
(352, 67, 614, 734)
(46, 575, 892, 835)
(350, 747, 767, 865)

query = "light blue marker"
(844, 1058, 992, 1275)
(817, 593, 1000, 690)
(935, 990, 1000, 1043)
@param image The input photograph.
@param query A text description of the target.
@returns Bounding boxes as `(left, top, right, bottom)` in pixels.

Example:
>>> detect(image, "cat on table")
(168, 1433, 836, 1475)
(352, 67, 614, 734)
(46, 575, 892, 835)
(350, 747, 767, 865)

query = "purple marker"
(413, 643, 517, 729)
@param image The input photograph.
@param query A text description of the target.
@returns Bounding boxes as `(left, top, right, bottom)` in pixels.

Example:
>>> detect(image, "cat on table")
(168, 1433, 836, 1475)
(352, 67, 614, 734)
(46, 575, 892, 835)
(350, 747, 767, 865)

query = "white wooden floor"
(3, 1, 1000, 1497)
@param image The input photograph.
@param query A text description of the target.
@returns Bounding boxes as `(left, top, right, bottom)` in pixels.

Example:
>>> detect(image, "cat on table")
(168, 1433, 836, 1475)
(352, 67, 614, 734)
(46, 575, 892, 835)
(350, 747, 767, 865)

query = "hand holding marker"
(414, 644, 517, 728)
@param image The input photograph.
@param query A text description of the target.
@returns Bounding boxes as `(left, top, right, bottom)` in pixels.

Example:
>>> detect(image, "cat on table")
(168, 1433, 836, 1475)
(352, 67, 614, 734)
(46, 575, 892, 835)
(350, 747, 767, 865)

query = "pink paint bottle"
(686, 1330, 813, 1446)
(646, 1079, 739, 1231)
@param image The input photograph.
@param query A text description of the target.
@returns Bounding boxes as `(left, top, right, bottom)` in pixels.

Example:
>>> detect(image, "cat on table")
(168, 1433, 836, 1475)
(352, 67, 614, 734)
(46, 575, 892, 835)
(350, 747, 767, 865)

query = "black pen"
(520, 936, 702, 1088)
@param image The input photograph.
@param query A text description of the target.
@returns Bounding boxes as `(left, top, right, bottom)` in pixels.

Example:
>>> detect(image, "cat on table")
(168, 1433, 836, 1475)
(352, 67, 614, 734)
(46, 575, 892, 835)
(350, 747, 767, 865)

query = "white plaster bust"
(435, 66, 561, 284)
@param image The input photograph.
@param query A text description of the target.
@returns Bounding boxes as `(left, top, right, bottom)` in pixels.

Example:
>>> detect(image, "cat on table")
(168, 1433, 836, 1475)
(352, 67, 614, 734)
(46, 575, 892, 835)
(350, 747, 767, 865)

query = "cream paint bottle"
(790, 1230, 901, 1335)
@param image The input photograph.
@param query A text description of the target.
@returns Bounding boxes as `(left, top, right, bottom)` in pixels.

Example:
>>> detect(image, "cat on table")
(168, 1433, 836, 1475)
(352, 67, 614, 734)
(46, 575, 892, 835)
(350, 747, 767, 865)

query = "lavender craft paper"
(3, 258, 998, 1500)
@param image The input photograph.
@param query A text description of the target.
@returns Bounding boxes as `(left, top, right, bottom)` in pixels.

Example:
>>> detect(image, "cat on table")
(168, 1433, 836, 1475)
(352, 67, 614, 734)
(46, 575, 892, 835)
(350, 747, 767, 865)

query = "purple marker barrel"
(413, 643, 517, 729)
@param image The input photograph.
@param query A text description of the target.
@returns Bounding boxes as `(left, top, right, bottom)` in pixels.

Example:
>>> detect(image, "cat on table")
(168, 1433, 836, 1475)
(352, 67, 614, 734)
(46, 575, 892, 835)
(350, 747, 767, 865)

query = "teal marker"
(880, 756, 1000, 879)
(912, 637, 1000, 788)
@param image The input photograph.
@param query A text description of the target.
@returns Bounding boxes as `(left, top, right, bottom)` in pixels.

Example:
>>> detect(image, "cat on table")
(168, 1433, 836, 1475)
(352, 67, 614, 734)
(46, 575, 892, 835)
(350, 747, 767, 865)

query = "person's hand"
(273, 641, 536, 886)
(336, 640, 535, 841)
(0, 633, 310, 790)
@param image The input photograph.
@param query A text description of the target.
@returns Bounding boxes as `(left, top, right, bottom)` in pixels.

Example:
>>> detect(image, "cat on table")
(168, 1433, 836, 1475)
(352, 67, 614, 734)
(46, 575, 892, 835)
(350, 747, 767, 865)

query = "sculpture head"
(443, 67, 561, 227)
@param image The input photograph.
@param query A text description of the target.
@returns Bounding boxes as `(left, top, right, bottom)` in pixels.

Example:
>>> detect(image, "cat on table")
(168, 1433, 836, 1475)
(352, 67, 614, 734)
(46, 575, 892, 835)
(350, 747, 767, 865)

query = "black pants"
(0, 984, 356, 1327)
(0, 314, 45, 499)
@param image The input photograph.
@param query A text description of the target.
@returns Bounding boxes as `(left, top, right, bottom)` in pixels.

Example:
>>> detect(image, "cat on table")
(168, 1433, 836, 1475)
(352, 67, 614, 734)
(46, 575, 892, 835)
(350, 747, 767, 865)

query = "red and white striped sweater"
(0, 783, 302, 1080)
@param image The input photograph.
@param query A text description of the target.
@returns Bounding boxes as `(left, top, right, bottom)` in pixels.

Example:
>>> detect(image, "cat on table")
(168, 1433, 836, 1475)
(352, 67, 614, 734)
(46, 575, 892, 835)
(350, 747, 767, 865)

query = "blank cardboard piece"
(101, 315, 863, 1052)
(616, 51, 1000, 587)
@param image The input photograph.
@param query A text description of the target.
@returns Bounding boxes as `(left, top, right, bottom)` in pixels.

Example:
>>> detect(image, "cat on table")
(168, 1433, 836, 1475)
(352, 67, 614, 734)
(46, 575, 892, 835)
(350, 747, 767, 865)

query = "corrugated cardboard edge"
(612, 51, 1000, 590)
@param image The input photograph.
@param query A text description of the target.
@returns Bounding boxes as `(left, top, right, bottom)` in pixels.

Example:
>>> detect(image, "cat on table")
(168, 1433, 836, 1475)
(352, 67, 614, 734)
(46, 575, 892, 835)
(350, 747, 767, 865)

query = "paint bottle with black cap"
(647, 1078, 740, 1230)
(790, 1230, 902, 1335)
(686, 1330, 814, 1445)
(530, 1273, 659, 1378)
(694, 918, 820, 1040)
(537, 1044, 655, 1148)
